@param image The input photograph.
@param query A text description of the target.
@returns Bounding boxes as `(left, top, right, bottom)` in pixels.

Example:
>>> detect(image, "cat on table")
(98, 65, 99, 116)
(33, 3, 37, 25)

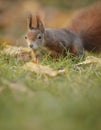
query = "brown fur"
(68, 3, 101, 52)
(25, 3, 101, 59)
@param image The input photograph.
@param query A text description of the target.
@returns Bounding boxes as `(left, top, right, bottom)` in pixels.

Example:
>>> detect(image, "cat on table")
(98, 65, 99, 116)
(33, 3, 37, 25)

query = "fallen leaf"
(76, 56, 101, 66)
(1, 45, 35, 61)
(22, 62, 65, 77)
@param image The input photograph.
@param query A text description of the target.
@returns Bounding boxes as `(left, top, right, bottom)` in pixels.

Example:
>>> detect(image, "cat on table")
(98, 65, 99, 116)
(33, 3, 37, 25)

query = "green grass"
(0, 53, 101, 130)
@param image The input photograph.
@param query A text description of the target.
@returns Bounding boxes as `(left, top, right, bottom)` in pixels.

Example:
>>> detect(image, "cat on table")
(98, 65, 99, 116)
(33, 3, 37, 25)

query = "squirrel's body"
(44, 28, 83, 56)
(25, 3, 101, 60)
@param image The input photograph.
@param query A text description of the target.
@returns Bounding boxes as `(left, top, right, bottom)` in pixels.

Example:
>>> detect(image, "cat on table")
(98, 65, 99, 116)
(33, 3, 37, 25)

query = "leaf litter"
(1, 40, 101, 77)
(0, 41, 65, 77)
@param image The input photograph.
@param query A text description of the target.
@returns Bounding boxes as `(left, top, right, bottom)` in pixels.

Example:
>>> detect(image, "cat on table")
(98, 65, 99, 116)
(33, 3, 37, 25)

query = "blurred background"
(0, 0, 100, 45)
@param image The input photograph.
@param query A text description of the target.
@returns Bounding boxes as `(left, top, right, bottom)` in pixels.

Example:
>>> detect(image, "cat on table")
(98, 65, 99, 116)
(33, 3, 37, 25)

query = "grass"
(0, 52, 101, 130)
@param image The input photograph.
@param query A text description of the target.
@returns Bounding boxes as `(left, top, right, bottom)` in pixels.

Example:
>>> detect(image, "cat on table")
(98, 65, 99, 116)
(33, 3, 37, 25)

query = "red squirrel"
(25, 3, 101, 61)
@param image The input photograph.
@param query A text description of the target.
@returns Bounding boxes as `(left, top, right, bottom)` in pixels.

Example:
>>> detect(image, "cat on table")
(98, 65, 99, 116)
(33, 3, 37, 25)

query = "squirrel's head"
(25, 14, 45, 50)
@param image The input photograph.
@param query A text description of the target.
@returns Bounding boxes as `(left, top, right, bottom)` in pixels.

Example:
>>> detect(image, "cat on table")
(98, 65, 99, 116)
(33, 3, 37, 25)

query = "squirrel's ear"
(36, 15, 45, 33)
(27, 13, 33, 30)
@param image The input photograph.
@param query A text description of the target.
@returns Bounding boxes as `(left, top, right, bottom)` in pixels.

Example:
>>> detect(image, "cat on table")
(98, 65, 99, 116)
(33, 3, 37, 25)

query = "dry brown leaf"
(0, 40, 35, 61)
(1, 45, 35, 61)
(77, 56, 101, 66)
(2, 46, 30, 55)
(22, 62, 65, 77)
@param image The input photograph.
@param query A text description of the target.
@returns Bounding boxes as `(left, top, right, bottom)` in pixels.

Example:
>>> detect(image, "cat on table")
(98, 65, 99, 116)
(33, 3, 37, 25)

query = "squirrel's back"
(68, 3, 101, 52)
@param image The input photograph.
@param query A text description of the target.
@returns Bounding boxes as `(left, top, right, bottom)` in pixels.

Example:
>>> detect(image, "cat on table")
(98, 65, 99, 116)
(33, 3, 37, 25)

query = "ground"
(0, 50, 101, 130)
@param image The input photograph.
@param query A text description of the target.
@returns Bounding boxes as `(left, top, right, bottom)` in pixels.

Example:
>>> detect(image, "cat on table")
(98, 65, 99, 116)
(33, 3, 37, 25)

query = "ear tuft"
(27, 13, 33, 29)
(36, 15, 45, 33)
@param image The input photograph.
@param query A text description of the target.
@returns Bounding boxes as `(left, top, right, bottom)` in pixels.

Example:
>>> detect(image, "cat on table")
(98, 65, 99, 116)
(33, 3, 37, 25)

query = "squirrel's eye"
(25, 36, 27, 39)
(37, 35, 42, 39)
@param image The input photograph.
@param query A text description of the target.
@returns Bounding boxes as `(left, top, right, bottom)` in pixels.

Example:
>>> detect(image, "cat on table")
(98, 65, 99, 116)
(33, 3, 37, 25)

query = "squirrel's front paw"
(32, 54, 43, 63)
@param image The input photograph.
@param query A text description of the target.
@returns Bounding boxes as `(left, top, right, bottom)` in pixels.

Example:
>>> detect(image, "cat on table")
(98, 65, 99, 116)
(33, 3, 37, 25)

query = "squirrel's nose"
(30, 44, 33, 48)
